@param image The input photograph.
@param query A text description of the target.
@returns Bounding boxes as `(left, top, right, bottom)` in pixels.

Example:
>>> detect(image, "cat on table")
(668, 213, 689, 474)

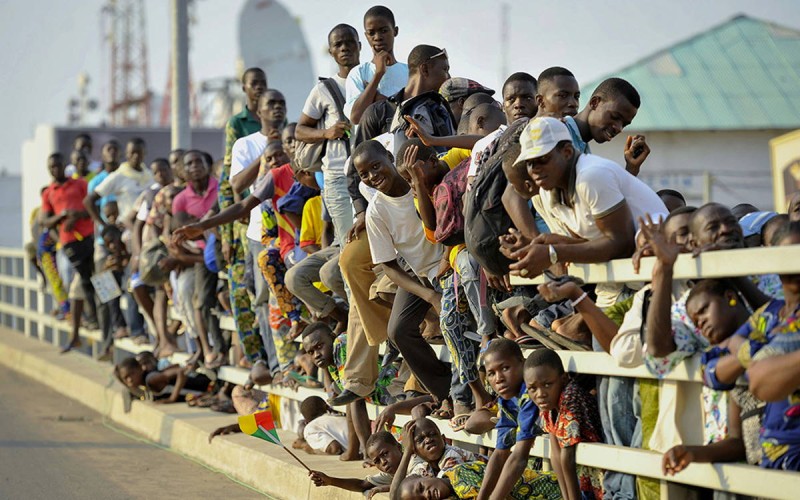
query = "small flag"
(238, 410, 281, 446)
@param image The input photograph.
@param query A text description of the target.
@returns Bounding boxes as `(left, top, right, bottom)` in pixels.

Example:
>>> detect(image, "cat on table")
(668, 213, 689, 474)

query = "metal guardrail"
(2, 245, 799, 499)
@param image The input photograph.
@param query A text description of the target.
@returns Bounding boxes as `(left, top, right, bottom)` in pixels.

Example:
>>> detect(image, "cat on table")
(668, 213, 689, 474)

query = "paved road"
(0, 365, 268, 499)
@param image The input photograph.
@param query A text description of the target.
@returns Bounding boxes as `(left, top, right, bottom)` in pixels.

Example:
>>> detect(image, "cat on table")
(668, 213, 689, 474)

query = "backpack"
(293, 78, 350, 172)
(463, 120, 528, 276)
(390, 90, 455, 156)
(433, 158, 470, 246)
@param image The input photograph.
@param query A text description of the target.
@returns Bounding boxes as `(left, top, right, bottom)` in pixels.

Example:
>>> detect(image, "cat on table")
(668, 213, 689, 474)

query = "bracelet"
(570, 291, 588, 308)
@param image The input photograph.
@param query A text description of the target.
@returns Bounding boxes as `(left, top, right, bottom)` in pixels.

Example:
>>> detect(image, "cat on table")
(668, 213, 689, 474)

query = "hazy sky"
(2, 0, 800, 173)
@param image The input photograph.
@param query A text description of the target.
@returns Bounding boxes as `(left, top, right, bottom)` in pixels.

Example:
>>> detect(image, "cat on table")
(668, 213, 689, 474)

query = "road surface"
(0, 365, 268, 499)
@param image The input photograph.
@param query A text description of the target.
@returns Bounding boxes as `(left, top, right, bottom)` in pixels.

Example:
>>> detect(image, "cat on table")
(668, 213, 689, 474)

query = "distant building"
(583, 15, 800, 209)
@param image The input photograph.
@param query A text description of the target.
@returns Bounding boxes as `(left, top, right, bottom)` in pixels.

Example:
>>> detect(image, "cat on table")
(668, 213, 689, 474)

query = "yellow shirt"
(299, 196, 323, 249)
(440, 147, 470, 170)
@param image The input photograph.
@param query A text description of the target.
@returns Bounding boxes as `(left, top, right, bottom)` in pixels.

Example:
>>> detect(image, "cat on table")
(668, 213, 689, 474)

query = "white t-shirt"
(302, 75, 350, 176)
(230, 131, 269, 241)
(468, 125, 506, 178)
(344, 61, 408, 121)
(303, 414, 349, 451)
(535, 153, 668, 241)
(93, 162, 154, 217)
(366, 189, 443, 282)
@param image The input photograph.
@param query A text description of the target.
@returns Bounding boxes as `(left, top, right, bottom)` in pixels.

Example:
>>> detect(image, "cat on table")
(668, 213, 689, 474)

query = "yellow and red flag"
(238, 409, 281, 446)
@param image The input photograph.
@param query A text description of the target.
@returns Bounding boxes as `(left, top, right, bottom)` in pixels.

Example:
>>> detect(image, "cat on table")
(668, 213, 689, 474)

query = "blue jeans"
(321, 172, 354, 248)
(455, 249, 495, 337)
(596, 370, 641, 499)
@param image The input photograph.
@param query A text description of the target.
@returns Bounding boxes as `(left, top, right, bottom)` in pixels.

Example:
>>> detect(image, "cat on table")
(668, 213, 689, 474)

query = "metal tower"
(103, 0, 152, 126)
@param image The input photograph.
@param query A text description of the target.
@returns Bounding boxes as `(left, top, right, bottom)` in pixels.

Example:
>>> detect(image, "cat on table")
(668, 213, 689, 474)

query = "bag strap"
(321, 78, 351, 156)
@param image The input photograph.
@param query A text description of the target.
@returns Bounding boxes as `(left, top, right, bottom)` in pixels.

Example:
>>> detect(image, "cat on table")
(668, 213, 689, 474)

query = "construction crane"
(102, 0, 152, 126)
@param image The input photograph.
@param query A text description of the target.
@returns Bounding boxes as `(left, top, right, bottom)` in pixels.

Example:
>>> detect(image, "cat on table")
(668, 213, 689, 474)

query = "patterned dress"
(541, 380, 604, 500)
(442, 461, 562, 500)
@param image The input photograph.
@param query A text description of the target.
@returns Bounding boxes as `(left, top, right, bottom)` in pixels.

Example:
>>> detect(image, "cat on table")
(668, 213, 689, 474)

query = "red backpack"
(433, 158, 470, 246)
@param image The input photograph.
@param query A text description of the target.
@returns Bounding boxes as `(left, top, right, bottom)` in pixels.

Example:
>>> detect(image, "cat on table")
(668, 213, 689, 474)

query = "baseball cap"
(514, 117, 573, 166)
(440, 77, 495, 102)
(739, 211, 778, 238)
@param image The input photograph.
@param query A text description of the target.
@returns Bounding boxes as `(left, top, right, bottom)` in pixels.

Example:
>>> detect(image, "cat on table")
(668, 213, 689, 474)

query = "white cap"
(514, 117, 573, 166)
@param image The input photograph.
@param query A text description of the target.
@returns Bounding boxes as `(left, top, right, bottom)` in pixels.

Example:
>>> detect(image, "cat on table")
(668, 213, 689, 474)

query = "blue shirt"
(88, 170, 117, 213)
(344, 61, 408, 121)
(564, 116, 591, 154)
(495, 382, 542, 450)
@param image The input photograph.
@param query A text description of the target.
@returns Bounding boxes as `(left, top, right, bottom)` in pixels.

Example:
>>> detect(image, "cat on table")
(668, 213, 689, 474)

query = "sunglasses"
(426, 48, 448, 62)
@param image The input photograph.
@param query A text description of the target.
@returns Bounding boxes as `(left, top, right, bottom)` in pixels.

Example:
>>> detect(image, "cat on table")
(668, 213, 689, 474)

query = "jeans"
(455, 249, 495, 336)
(248, 238, 279, 375)
(285, 245, 340, 315)
(321, 173, 354, 248)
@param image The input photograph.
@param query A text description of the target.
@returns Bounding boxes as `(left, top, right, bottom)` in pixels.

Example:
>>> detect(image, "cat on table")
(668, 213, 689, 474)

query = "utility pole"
(171, 0, 190, 149)
(703, 171, 713, 204)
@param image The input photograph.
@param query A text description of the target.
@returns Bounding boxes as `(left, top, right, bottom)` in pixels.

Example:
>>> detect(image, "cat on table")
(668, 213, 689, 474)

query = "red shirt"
(269, 164, 297, 259)
(41, 178, 94, 245)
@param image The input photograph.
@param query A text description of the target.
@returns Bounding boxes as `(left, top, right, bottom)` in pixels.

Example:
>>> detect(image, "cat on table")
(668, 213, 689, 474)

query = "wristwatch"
(548, 244, 558, 265)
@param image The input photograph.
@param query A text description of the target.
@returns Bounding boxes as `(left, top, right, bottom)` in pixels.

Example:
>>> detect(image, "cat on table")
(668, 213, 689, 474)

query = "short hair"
(762, 213, 789, 244)
(663, 205, 697, 227)
(591, 77, 640, 108)
(300, 396, 328, 422)
(732, 203, 759, 219)
(169, 148, 185, 158)
(690, 202, 732, 235)
(364, 5, 395, 26)
(483, 338, 524, 363)
(537, 67, 575, 88)
(183, 149, 209, 167)
(408, 45, 444, 74)
(104, 139, 120, 149)
(365, 430, 399, 451)
(127, 136, 146, 149)
(686, 279, 737, 308)
(395, 138, 437, 173)
(301, 321, 334, 341)
(328, 23, 358, 44)
(503, 72, 537, 92)
(771, 220, 800, 246)
(151, 157, 169, 170)
(352, 139, 392, 165)
(502, 142, 525, 179)
(523, 347, 564, 374)
(101, 224, 122, 241)
(657, 189, 686, 204)
(242, 67, 266, 84)
(116, 356, 140, 374)
(202, 152, 214, 168)
(48, 152, 65, 164)
(73, 133, 92, 147)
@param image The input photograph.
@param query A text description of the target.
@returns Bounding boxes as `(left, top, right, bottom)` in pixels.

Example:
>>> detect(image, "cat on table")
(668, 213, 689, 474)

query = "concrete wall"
(589, 129, 790, 210)
(20, 125, 223, 246)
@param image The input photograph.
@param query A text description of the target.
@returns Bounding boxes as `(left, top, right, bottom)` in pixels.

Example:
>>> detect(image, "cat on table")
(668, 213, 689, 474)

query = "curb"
(0, 328, 374, 500)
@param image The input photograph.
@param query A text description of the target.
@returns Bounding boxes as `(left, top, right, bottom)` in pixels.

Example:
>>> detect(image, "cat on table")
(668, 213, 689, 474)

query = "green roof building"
(584, 14, 800, 209)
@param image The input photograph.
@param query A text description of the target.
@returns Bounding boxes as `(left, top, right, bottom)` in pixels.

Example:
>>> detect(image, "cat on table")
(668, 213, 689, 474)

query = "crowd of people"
(29, 5, 800, 499)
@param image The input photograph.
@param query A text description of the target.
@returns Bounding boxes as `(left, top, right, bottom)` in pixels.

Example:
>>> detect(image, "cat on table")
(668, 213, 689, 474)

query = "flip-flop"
(450, 414, 471, 432)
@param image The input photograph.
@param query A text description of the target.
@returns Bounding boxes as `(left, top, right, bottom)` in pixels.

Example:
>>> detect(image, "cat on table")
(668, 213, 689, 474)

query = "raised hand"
(403, 115, 435, 146)
(638, 214, 680, 267)
(172, 224, 204, 246)
(624, 134, 650, 176)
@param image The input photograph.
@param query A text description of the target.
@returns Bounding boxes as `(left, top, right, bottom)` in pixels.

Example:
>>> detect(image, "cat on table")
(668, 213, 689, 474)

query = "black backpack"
(464, 120, 528, 276)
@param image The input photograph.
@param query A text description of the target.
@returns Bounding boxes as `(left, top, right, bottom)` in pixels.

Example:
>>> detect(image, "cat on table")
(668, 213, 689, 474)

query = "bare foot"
(339, 448, 362, 462)
(157, 342, 178, 359)
(113, 327, 130, 340)
(60, 338, 82, 354)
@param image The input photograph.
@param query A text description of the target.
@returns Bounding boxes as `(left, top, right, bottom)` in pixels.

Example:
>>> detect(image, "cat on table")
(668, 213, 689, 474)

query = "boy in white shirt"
(352, 140, 452, 403)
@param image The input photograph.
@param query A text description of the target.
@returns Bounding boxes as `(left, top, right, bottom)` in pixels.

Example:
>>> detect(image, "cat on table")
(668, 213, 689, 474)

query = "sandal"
(430, 400, 454, 420)
(450, 414, 471, 432)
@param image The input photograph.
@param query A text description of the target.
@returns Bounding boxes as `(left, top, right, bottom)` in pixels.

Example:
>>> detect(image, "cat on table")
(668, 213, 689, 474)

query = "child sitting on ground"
(391, 418, 480, 499)
(309, 431, 403, 498)
(293, 395, 349, 456)
(525, 348, 604, 500)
